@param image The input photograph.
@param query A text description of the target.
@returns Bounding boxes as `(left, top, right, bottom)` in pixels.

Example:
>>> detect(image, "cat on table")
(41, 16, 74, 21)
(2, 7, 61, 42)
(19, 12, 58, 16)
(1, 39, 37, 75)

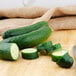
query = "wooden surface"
(0, 30, 76, 76)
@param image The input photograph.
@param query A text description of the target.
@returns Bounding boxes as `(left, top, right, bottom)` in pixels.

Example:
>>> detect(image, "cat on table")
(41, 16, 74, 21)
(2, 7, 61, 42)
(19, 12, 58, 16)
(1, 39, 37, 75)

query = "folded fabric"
(0, 6, 76, 35)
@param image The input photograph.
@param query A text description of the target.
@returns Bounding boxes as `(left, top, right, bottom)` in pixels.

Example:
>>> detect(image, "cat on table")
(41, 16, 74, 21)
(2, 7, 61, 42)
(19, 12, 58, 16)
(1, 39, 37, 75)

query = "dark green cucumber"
(43, 41, 53, 54)
(37, 43, 44, 52)
(51, 50, 68, 62)
(37, 41, 52, 52)
(21, 48, 39, 59)
(0, 43, 19, 61)
(1, 26, 52, 49)
(37, 41, 62, 54)
(37, 41, 52, 55)
(3, 21, 48, 39)
(52, 43, 62, 52)
(56, 52, 74, 68)
(47, 43, 62, 54)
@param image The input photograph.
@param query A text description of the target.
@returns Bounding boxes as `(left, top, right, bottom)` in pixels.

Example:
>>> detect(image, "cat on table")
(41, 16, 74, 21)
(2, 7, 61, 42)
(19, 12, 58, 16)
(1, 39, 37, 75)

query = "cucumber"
(0, 43, 19, 61)
(37, 41, 52, 52)
(52, 43, 62, 52)
(3, 21, 48, 39)
(37, 41, 52, 55)
(56, 52, 74, 68)
(37, 42, 62, 54)
(21, 48, 39, 59)
(51, 50, 68, 62)
(37, 43, 44, 52)
(47, 43, 62, 54)
(51, 49, 74, 68)
(41, 41, 53, 54)
(1, 26, 52, 49)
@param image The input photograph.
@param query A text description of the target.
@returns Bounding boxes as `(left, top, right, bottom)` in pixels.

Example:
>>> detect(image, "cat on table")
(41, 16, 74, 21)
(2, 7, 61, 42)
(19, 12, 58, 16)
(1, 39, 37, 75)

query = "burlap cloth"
(0, 5, 76, 35)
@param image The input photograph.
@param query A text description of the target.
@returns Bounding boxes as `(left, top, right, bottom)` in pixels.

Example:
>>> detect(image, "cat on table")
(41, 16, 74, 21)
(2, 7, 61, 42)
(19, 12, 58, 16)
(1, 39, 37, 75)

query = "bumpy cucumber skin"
(56, 53, 74, 68)
(1, 26, 52, 49)
(0, 43, 19, 61)
(3, 21, 48, 39)
(22, 52, 39, 59)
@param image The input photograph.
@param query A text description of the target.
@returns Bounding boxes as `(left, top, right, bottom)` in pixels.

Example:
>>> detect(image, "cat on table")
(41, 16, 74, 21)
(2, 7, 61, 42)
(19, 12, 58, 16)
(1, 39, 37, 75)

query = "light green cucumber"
(0, 43, 19, 61)
(1, 26, 52, 49)
(2, 21, 48, 39)
(21, 48, 39, 59)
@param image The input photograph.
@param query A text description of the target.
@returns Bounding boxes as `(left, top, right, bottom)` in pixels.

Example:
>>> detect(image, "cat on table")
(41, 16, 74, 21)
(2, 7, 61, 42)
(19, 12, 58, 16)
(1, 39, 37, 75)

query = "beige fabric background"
(0, 6, 76, 35)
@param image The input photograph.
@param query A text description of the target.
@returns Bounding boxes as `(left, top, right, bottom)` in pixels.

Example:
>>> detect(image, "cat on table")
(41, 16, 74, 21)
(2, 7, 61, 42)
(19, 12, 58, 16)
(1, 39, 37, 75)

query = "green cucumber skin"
(43, 41, 53, 54)
(56, 53, 74, 68)
(52, 43, 62, 52)
(1, 26, 52, 49)
(48, 43, 62, 54)
(22, 52, 39, 59)
(37, 43, 45, 52)
(0, 43, 19, 61)
(37, 41, 52, 52)
(51, 55, 62, 62)
(3, 21, 48, 39)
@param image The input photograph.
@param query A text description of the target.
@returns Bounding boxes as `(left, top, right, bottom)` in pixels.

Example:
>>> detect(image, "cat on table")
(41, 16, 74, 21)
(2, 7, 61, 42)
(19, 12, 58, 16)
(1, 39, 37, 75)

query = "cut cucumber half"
(21, 48, 39, 59)
(56, 52, 74, 68)
(0, 43, 19, 61)
(51, 50, 68, 62)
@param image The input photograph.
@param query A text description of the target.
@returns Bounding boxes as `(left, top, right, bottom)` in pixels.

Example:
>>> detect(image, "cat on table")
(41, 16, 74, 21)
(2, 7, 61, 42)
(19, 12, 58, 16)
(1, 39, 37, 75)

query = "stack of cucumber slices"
(0, 21, 74, 68)
(36, 41, 74, 68)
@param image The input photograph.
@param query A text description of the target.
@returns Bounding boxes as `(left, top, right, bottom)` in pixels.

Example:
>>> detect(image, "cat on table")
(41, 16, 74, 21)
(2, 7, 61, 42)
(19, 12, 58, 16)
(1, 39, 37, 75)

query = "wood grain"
(0, 30, 76, 76)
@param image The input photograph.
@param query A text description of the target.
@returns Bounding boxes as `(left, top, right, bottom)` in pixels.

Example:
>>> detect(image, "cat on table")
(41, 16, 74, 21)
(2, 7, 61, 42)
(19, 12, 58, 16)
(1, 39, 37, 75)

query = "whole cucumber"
(3, 21, 48, 39)
(1, 26, 52, 49)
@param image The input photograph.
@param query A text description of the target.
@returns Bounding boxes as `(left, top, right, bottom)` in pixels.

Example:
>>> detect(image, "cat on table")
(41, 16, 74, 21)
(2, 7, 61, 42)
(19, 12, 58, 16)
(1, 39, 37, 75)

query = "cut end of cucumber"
(52, 50, 68, 56)
(11, 43, 19, 60)
(51, 50, 68, 62)
(22, 48, 37, 53)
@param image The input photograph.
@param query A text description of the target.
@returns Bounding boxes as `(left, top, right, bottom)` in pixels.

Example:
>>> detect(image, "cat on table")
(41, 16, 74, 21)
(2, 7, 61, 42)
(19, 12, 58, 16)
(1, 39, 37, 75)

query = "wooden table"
(0, 30, 76, 76)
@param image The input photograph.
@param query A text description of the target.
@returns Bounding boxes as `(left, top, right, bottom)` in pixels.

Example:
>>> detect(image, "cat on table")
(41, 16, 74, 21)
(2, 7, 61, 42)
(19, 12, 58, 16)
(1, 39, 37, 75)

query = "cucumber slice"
(43, 41, 52, 54)
(37, 41, 52, 52)
(56, 53, 74, 68)
(45, 43, 62, 54)
(47, 43, 62, 54)
(21, 48, 39, 59)
(0, 43, 19, 61)
(51, 50, 68, 62)
(52, 43, 62, 51)
(37, 43, 44, 52)
(37, 41, 52, 55)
